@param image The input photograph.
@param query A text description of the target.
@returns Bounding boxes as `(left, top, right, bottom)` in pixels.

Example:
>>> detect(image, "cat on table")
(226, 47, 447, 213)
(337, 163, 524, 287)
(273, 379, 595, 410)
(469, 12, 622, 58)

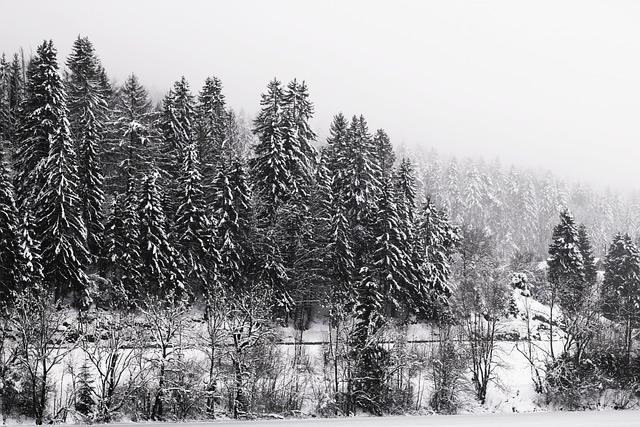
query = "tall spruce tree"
(16, 41, 89, 302)
(324, 113, 349, 193)
(547, 209, 586, 314)
(0, 143, 33, 302)
(0, 53, 24, 147)
(174, 141, 215, 294)
(0, 54, 9, 142)
(111, 73, 154, 188)
(416, 199, 460, 320)
(65, 36, 108, 258)
(14, 41, 65, 213)
(372, 129, 395, 182)
(138, 166, 186, 298)
(250, 79, 289, 221)
(212, 159, 253, 294)
(352, 264, 388, 415)
(103, 184, 142, 303)
(577, 224, 597, 288)
(282, 79, 317, 197)
(369, 178, 414, 317)
(394, 157, 417, 224)
(602, 233, 640, 361)
(196, 76, 227, 187)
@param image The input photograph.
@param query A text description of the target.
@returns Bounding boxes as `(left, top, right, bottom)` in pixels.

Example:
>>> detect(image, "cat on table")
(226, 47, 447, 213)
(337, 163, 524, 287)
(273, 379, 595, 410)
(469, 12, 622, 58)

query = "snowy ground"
(96, 411, 640, 427)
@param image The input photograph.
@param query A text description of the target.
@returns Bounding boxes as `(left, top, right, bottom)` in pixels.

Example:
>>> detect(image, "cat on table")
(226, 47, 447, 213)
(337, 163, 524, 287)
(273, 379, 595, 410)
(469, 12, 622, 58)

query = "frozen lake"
(101, 411, 639, 427)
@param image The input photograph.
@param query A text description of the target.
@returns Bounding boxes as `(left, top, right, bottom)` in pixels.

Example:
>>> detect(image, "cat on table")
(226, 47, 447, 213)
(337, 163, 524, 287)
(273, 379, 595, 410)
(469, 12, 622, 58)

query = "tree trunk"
(152, 362, 165, 420)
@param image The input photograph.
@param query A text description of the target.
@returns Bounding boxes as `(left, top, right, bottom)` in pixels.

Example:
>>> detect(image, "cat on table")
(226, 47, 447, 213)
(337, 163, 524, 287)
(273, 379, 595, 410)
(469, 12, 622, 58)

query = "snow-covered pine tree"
(351, 265, 388, 415)
(74, 359, 95, 417)
(463, 160, 485, 229)
(212, 159, 253, 294)
(369, 178, 414, 317)
(14, 41, 67, 214)
(138, 166, 186, 299)
(282, 79, 317, 198)
(174, 141, 216, 294)
(518, 173, 539, 254)
(110, 73, 155, 190)
(103, 182, 142, 303)
(65, 36, 108, 259)
(250, 79, 318, 320)
(343, 116, 381, 251)
(547, 209, 586, 315)
(160, 77, 195, 157)
(0, 142, 33, 302)
(421, 150, 443, 207)
(324, 113, 350, 206)
(18, 41, 89, 303)
(195, 76, 227, 197)
(327, 202, 356, 314)
(250, 78, 289, 222)
(602, 233, 640, 361)
(0, 54, 9, 142)
(577, 224, 597, 289)
(394, 157, 417, 224)
(372, 129, 395, 182)
(443, 157, 462, 223)
(415, 198, 460, 320)
(0, 53, 24, 148)
(158, 77, 197, 227)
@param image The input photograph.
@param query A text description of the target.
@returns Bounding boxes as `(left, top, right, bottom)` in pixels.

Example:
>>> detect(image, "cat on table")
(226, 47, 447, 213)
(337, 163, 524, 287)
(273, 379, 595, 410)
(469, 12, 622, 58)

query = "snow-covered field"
(98, 411, 640, 427)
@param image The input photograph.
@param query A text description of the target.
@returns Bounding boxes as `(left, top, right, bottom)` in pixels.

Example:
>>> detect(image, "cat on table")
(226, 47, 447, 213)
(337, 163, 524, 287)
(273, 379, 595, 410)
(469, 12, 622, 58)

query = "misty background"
(2, 0, 639, 191)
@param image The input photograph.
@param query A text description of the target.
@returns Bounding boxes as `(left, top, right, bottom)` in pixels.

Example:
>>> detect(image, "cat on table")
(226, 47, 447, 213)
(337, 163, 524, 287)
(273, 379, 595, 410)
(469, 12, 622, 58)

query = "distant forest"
(1, 37, 639, 422)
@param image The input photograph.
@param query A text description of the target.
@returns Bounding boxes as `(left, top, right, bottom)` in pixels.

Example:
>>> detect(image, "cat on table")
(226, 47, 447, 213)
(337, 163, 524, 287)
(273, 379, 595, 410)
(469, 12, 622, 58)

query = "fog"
(2, 0, 640, 191)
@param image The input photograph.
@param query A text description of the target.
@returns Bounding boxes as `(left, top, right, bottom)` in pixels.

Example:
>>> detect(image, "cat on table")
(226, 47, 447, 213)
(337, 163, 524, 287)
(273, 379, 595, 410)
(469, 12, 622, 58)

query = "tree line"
(0, 37, 639, 421)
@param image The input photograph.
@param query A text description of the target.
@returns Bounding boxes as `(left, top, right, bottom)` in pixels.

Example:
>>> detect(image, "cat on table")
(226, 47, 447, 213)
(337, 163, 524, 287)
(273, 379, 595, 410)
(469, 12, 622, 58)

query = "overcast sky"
(2, 0, 640, 192)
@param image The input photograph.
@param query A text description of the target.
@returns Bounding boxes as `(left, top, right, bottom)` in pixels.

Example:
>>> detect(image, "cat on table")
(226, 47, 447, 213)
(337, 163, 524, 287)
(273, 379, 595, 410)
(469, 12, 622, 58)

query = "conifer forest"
(1, 38, 640, 424)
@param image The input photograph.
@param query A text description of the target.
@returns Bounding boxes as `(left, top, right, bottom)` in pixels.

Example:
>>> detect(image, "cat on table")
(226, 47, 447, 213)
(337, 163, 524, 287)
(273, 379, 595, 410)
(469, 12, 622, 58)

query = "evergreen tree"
(35, 106, 89, 302)
(75, 360, 95, 417)
(327, 203, 356, 313)
(0, 54, 9, 142)
(14, 41, 66, 213)
(17, 41, 89, 302)
(65, 36, 108, 258)
(160, 77, 195, 156)
(0, 53, 24, 147)
(443, 157, 462, 223)
(282, 79, 317, 197)
(547, 209, 586, 314)
(0, 143, 33, 302)
(602, 233, 640, 361)
(195, 76, 227, 196)
(324, 113, 350, 211)
(372, 129, 395, 182)
(159, 77, 195, 185)
(368, 179, 414, 316)
(342, 116, 381, 269)
(111, 73, 154, 188)
(174, 141, 215, 293)
(577, 224, 597, 288)
(351, 267, 388, 415)
(250, 78, 288, 221)
(212, 160, 253, 295)
(415, 198, 460, 320)
(394, 157, 417, 224)
(103, 184, 142, 303)
(463, 160, 485, 229)
(138, 166, 186, 298)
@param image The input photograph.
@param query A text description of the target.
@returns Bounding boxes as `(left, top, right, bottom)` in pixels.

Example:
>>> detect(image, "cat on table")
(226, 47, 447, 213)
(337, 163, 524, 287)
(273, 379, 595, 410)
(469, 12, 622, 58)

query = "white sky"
(2, 0, 640, 191)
